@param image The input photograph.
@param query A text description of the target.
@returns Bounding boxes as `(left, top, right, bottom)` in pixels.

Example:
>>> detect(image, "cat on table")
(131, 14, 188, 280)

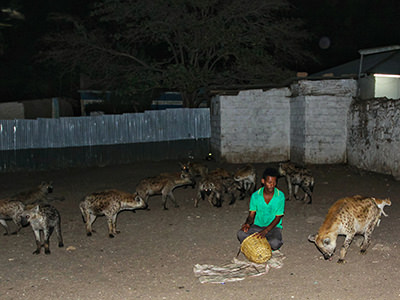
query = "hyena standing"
(278, 162, 314, 204)
(79, 189, 147, 238)
(233, 164, 257, 200)
(308, 195, 391, 263)
(180, 161, 209, 178)
(20, 204, 64, 255)
(180, 161, 208, 188)
(12, 181, 65, 205)
(136, 171, 194, 210)
(195, 176, 240, 207)
(0, 199, 25, 235)
(195, 168, 238, 208)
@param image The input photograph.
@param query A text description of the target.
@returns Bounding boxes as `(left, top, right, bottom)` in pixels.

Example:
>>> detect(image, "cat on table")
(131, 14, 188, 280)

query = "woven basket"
(240, 233, 272, 264)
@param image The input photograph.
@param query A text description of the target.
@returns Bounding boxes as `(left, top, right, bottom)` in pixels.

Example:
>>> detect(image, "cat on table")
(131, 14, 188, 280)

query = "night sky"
(1, 0, 399, 101)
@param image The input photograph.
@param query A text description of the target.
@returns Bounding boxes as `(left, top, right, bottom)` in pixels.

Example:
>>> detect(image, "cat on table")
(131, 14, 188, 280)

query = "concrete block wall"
(302, 95, 354, 164)
(210, 88, 291, 163)
(296, 80, 357, 164)
(211, 79, 357, 165)
(289, 95, 306, 163)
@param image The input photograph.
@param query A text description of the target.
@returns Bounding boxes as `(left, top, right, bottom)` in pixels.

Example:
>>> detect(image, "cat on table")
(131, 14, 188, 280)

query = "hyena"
(233, 164, 257, 200)
(180, 161, 209, 181)
(12, 181, 65, 205)
(194, 167, 234, 207)
(278, 162, 314, 204)
(195, 176, 240, 208)
(20, 204, 64, 255)
(79, 189, 147, 238)
(179, 161, 208, 189)
(0, 199, 25, 235)
(136, 171, 194, 210)
(308, 195, 391, 263)
(207, 168, 232, 179)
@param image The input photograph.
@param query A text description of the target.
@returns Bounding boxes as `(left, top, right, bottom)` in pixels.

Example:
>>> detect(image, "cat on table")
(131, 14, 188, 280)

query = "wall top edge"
(291, 79, 358, 97)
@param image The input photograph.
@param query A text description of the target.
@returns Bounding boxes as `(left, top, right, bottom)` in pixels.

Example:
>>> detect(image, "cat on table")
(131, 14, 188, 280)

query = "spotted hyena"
(308, 195, 391, 263)
(233, 164, 256, 200)
(12, 181, 65, 205)
(207, 168, 232, 179)
(136, 171, 194, 210)
(194, 167, 233, 208)
(195, 175, 240, 208)
(278, 162, 314, 204)
(180, 161, 208, 188)
(0, 199, 25, 235)
(79, 189, 147, 238)
(180, 161, 208, 178)
(20, 204, 64, 255)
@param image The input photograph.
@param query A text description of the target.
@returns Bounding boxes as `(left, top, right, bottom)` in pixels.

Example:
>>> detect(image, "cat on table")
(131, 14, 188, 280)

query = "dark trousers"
(237, 225, 283, 251)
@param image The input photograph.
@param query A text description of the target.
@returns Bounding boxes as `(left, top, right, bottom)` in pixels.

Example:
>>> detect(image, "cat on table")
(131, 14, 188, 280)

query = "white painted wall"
(211, 79, 357, 164)
(210, 88, 291, 163)
(374, 76, 400, 99)
(291, 80, 357, 164)
(212, 79, 400, 179)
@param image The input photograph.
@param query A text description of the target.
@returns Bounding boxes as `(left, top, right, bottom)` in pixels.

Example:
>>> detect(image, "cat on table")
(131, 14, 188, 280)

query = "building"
(312, 45, 400, 100)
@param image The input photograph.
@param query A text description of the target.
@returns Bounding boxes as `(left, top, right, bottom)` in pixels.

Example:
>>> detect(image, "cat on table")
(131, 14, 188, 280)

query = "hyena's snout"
(20, 215, 30, 227)
(322, 251, 334, 261)
(317, 246, 334, 261)
(204, 189, 212, 196)
(132, 195, 148, 210)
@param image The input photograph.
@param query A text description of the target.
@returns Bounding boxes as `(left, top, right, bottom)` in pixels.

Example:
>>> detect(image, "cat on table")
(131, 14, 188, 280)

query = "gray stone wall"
(348, 98, 400, 179)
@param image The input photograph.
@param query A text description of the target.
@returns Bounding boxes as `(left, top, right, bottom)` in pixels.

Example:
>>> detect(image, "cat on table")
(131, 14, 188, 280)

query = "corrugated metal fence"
(0, 108, 210, 150)
(0, 108, 211, 171)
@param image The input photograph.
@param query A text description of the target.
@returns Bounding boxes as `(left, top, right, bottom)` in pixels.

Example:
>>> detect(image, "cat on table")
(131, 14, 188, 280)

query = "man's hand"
(255, 230, 268, 239)
(241, 223, 250, 233)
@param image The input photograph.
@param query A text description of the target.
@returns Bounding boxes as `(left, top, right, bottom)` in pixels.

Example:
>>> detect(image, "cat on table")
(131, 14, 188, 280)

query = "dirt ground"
(0, 160, 399, 300)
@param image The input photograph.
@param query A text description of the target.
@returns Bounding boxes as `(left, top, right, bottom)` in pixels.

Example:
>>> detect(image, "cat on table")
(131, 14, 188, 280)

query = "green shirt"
(249, 187, 285, 228)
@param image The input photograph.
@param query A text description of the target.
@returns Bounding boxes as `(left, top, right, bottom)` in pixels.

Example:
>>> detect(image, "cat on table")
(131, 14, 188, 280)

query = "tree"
(0, 3, 24, 56)
(41, 0, 313, 108)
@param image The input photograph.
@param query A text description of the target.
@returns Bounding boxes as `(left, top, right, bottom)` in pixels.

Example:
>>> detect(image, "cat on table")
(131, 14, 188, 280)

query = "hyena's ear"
(323, 238, 330, 245)
(308, 234, 317, 243)
(34, 205, 40, 212)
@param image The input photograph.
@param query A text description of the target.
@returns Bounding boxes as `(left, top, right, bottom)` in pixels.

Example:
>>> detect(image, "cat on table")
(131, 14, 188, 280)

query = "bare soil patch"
(0, 161, 398, 300)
